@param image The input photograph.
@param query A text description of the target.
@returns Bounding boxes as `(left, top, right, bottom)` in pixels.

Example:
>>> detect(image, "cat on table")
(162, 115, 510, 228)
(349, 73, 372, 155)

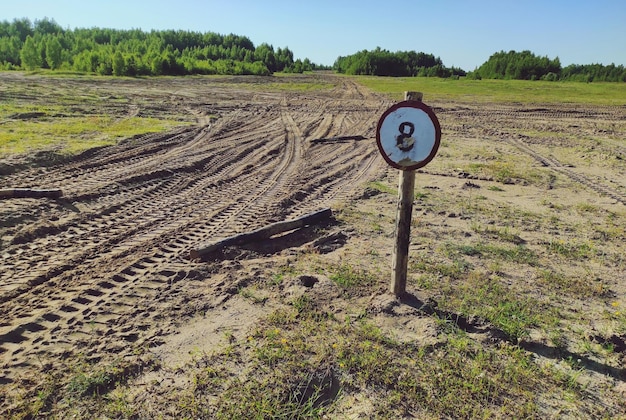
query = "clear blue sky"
(3, 0, 625, 70)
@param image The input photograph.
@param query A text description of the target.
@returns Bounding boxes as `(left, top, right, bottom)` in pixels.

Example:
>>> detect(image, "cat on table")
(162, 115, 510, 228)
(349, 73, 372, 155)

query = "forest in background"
(333, 47, 466, 78)
(0, 18, 624, 81)
(0, 17, 327, 76)
(334, 49, 626, 82)
(470, 50, 626, 82)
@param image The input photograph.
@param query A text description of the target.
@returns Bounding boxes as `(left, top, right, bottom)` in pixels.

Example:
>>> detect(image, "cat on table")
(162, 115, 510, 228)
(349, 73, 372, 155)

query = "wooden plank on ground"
(0, 188, 63, 199)
(190, 208, 332, 260)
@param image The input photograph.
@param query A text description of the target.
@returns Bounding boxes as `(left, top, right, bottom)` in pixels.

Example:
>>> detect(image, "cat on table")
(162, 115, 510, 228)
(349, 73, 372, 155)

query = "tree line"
(0, 17, 328, 76)
(334, 48, 625, 82)
(333, 47, 466, 78)
(470, 50, 626, 82)
(1, 18, 623, 81)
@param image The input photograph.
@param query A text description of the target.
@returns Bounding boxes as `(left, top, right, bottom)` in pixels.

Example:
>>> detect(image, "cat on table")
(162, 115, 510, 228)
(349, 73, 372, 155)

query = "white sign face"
(376, 101, 441, 170)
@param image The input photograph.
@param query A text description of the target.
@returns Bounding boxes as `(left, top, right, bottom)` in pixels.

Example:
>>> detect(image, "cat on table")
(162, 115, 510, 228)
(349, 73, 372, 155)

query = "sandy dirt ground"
(0, 73, 624, 417)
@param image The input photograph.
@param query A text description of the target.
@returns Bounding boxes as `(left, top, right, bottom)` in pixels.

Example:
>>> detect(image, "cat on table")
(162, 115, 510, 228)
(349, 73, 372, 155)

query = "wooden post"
(390, 91, 422, 296)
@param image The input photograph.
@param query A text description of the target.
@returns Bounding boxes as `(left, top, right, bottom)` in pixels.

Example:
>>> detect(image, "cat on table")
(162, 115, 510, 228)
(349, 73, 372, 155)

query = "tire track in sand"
(0, 81, 387, 399)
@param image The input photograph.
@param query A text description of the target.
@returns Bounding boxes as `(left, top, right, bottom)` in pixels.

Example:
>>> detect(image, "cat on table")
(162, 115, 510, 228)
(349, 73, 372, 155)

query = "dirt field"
(0, 73, 625, 418)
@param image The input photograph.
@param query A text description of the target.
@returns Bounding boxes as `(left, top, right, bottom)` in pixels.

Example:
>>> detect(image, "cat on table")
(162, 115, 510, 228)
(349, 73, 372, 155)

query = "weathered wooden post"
(375, 91, 441, 297)
(391, 158, 416, 295)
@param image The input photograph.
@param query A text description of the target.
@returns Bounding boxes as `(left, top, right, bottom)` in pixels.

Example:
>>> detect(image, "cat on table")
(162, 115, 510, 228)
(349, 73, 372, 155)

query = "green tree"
(96, 61, 112, 75)
(254, 43, 276, 72)
(34, 17, 62, 36)
(474, 50, 562, 80)
(20, 35, 41, 69)
(10, 18, 33, 42)
(112, 50, 125, 76)
(0, 35, 21, 65)
(124, 53, 139, 76)
(45, 36, 62, 69)
(275, 47, 294, 71)
(333, 48, 448, 77)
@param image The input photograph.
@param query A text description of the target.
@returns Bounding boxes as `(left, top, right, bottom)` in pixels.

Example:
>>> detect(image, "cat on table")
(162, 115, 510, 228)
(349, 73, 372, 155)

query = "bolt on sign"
(376, 100, 441, 171)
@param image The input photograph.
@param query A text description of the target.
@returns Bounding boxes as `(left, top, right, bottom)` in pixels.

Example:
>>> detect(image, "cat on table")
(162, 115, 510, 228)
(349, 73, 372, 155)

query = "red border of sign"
(376, 100, 442, 171)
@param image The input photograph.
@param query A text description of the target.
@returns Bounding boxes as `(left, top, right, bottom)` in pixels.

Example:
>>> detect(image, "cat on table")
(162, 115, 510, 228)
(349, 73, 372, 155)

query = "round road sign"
(376, 101, 441, 170)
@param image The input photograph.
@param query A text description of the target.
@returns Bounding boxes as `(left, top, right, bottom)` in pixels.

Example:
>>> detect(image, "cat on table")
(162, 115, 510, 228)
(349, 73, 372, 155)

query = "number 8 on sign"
(396, 122, 416, 152)
(376, 101, 441, 170)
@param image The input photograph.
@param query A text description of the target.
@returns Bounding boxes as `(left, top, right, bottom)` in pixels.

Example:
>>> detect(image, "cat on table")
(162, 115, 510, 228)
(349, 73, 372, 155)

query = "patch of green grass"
(496, 206, 545, 231)
(410, 254, 471, 281)
(574, 202, 600, 214)
(545, 239, 595, 260)
(0, 112, 186, 157)
(537, 269, 608, 298)
(441, 271, 547, 341)
(274, 81, 333, 92)
(28, 372, 62, 417)
(1, 75, 195, 158)
(352, 75, 626, 105)
(0, 103, 61, 119)
(67, 368, 114, 397)
(235, 73, 334, 92)
(272, 261, 301, 281)
(414, 273, 437, 289)
(291, 294, 313, 313)
(370, 220, 384, 233)
(214, 374, 332, 419)
(415, 191, 430, 200)
(367, 180, 396, 195)
(541, 198, 567, 211)
(328, 262, 375, 290)
(471, 224, 525, 245)
(166, 298, 589, 419)
(65, 358, 156, 400)
(173, 304, 341, 419)
(270, 272, 285, 285)
(445, 241, 539, 266)
(99, 385, 136, 418)
(3, 351, 159, 417)
(593, 224, 626, 241)
(265, 307, 298, 326)
(462, 161, 546, 185)
(607, 301, 626, 335)
(239, 286, 269, 304)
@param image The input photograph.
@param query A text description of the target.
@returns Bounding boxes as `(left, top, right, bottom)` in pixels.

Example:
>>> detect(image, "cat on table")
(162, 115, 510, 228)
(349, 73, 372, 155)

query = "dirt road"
(0, 74, 390, 407)
(1, 73, 624, 416)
